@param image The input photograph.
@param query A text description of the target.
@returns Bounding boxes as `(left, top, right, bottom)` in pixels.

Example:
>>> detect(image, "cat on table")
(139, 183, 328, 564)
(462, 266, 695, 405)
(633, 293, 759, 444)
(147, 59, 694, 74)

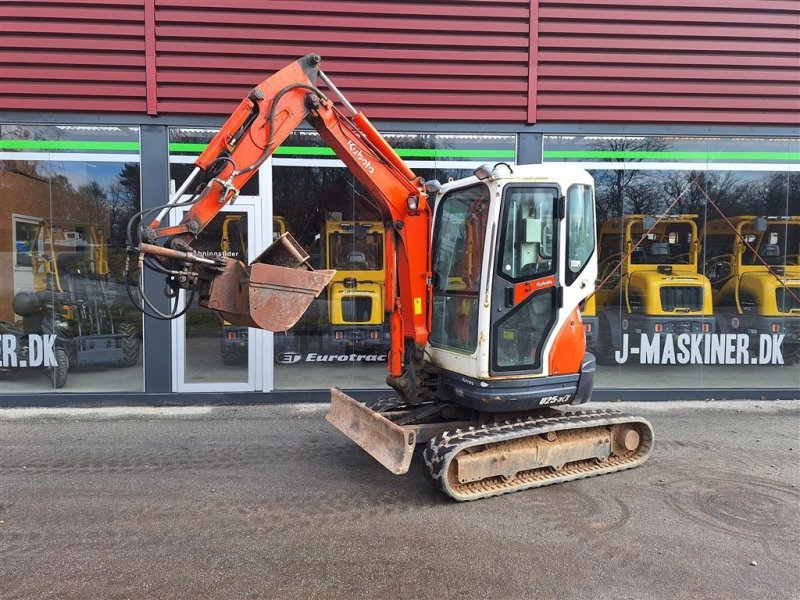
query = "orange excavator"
(126, 55, 653, 500)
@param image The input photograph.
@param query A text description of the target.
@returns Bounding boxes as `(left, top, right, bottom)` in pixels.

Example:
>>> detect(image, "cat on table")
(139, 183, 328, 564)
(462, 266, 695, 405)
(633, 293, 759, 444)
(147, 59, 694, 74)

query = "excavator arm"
(132, 54, 431, 384)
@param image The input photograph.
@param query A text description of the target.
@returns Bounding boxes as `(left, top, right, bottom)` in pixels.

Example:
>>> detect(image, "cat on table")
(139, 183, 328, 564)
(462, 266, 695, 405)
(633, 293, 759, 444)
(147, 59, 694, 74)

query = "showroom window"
(271, 132, 516, 390)
(165, 129, 515, 390)
(0, 124, 143, 392)
(544, 135, 800, 390)
(167, 129, 515, 390)
(168, 128, 268, 391)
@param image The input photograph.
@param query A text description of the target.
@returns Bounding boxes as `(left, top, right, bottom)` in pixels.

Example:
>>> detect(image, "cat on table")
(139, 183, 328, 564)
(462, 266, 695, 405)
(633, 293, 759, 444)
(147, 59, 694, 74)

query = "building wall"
(1, 1, 798, 125)
(1, 1, 148, 113)
(0, 4, 798, 404)
(535, 0, 800, 124)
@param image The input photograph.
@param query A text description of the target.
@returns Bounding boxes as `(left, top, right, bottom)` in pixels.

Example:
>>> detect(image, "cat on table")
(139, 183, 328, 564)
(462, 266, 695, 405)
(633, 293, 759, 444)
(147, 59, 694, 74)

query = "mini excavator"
(127, 55, 653, 500)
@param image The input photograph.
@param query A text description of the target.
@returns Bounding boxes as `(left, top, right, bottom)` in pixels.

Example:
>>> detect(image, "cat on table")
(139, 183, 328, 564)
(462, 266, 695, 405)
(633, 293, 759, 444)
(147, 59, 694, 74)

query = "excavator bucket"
(326, 388, 417, 475)
(206, 233, 334, 332)
(246, 262, 334, 331)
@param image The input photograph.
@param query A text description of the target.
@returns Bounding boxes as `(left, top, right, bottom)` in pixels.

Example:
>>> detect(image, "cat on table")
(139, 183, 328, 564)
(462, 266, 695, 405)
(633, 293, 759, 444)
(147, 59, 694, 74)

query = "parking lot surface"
(1, 400, 798, 599)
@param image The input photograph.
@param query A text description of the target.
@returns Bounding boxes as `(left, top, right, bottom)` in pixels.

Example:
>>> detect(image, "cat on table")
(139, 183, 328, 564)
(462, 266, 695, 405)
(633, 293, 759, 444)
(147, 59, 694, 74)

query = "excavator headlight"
(474, 163, 493, 181)
(407, 195, 419, 211)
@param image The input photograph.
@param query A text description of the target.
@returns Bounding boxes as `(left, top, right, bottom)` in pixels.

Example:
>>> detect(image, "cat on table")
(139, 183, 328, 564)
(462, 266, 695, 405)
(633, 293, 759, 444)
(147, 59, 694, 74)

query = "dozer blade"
(326, 388, 417, 475)
(206, 233, 334, 332)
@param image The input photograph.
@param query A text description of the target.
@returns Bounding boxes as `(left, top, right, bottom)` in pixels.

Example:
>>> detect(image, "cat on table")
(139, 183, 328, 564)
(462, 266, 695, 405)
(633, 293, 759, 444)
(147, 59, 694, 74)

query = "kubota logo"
(276, 351, 303, 365)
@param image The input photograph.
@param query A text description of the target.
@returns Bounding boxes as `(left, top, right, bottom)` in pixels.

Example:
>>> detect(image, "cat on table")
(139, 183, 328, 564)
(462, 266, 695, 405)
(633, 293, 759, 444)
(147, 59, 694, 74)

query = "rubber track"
(423, 409, 654, 501)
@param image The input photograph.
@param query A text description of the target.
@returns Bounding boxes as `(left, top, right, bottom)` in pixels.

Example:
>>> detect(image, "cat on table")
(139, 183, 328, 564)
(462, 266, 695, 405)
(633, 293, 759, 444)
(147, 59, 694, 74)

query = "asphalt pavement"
(1, 400, 798, 600)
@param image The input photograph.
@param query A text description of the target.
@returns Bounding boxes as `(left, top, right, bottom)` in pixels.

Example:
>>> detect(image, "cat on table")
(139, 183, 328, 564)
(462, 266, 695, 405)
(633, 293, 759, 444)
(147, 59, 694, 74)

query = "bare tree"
(107, 163, 141, 246)
(761, 171, 800, 216)
(589, 137, 672, 222)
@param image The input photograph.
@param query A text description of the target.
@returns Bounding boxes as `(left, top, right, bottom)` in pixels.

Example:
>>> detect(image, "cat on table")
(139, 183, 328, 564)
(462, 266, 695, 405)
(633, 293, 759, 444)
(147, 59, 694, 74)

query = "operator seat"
(648, 242, 670, 264)
(346, 250, 369, 269)
(760, 243, 782, 265)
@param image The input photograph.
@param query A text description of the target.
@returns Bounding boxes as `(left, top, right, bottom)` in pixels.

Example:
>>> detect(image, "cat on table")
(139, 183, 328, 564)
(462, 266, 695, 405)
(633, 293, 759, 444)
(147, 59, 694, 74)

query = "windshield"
(498, 186, 558, 281)
(328, 230, 383, 270)
(628, 222, 695, 266)
(430, 183, 490, 353)
(704, 233, 736, 261)
(744, 225, 800, 266)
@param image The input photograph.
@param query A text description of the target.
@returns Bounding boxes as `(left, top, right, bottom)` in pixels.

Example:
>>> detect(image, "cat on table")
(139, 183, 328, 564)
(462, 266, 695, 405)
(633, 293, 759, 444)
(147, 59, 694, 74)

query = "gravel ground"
(1, 400, 798, 600)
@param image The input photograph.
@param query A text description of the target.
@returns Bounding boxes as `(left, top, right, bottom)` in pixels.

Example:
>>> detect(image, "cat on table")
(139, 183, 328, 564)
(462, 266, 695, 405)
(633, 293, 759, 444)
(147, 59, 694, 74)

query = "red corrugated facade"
(535, 0, 800, 124)
(0, 0, 148, 113)
(1, 0, 798, 125)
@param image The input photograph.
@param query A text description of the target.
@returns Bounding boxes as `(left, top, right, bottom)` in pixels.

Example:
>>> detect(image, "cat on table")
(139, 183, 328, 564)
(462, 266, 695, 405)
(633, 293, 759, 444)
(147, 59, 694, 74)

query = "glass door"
(490, 185, 559, 374)
(170, 202, 270, 392)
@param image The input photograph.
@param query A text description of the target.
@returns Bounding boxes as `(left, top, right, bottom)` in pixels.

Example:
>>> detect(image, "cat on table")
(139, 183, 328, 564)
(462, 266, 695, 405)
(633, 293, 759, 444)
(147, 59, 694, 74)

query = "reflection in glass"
(0, 124, 143, 392)
(544, 134, 798, 389)
(182, 211, 250, 384)
(703, 215, 800, 365)
(271, 166, 390, 390)
(430, 183, 490, 354)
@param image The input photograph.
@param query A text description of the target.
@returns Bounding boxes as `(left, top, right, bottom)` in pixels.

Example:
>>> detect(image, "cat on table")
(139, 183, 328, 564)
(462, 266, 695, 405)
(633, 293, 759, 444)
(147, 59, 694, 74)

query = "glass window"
(430, 184, 491, 354)
(13, 218, 37, 268)
(545, 134, 799, 392)
(566, 184, 595, 285)
(270, 132, 515, 389)
(271, 165, 390, 390)
(498, 187, 558, 281)
(0, 124, 143, 393)
(494, 288, 555, 371)
(181, 211, 250, 384)
(328, 229, 383, 270)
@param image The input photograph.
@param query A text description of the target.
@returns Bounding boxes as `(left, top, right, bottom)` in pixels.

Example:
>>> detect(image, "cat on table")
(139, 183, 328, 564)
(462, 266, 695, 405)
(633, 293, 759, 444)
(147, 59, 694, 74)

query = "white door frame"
(169, 192, 273, 392)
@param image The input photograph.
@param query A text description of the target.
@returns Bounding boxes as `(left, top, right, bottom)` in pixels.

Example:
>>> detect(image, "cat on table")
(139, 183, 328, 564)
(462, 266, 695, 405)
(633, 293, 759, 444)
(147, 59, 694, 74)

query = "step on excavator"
(126, 54, 653, 500)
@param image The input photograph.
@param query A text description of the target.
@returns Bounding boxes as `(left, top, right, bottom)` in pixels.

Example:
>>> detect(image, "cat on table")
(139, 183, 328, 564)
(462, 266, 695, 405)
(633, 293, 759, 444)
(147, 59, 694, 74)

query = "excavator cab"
(425, 163, 598, 411)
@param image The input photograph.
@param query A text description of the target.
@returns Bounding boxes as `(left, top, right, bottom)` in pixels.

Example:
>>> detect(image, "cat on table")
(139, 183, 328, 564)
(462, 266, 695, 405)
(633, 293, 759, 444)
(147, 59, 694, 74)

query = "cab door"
(489, 185, 560, 375)
(429, 183, 492, 357)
